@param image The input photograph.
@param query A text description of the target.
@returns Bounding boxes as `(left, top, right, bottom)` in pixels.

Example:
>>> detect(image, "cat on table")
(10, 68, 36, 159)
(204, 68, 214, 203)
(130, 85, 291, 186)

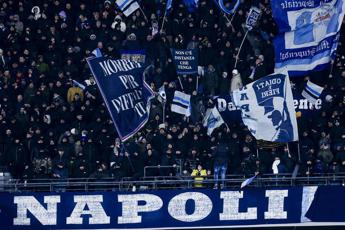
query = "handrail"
(1, 173, 345, 192)
(143, 165, 181, 178)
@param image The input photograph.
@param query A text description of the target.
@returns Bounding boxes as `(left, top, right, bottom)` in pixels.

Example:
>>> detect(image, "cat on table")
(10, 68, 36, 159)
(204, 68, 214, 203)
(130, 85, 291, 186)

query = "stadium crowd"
(0, 0, 345, 183)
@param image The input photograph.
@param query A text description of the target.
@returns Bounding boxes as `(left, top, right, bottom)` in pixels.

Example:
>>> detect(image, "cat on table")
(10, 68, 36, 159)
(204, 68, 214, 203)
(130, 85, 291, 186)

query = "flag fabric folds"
(271, 0, 345, 76)
(214, 0, 240, 15)
(166, 0, 173, 12)
(302, 80, 324, 104)
(158, 85, 167, 103)
(171, 91, 191, 117)
(116, 0, 140, 17)
(183, 0, 199, 12)
(240, 175, 257, 189)
(233, 72, 298, 143)
(245, 6, 261, 31)
(72, 80, 86, 90)
(92, 48, 102, 58)
(87, 56, 154, 142)
(202, 107, 225, 136)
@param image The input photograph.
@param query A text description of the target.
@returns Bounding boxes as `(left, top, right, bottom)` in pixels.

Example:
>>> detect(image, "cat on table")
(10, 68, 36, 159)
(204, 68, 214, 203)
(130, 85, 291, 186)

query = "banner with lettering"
(171, 49, 198, 75)
(233, 72, 298, 142)
(2, 186, 345, 229)
(214, 95, 242, 123)
(214, 92, 323, 124)
(120, 50, 146, 63)
(87, 57, 154, 141)
(271, 0, 345, 76)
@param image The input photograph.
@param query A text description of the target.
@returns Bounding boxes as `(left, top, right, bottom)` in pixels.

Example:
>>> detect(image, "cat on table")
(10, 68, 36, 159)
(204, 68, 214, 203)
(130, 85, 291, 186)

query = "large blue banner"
(171, 49, 198, 75)
(1, 186, 345, 229)
(271, 0, 345, 76)
(87, 57, 154, 141)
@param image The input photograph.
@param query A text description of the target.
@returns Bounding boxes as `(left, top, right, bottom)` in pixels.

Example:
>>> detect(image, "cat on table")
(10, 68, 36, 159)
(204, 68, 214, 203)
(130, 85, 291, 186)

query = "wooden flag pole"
(234, 30, 249, 68)
(138, 5, 149, 22)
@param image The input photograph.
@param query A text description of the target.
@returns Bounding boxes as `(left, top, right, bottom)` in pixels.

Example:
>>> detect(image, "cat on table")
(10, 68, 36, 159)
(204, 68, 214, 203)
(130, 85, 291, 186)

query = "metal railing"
(1, 173, 345, 193)
(143, 165, 181, 178)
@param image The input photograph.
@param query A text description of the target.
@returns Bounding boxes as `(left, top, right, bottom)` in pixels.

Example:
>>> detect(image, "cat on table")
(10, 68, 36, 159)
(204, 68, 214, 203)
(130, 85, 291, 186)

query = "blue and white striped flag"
(240, 174, 257, 189)
(171, 91, 191, 117)
(116, 0, 140, 17)
(214, 0, 240, 15)
(301, 80, 324, 104)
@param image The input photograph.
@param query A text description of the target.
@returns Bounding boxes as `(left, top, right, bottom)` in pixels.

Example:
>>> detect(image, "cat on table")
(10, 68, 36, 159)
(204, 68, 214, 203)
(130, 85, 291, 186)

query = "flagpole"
(138, 5, 149, 22)
(234, 30, 249, 68)
(162, 101, 166, 123)
(178, 76, 184, 91)
(286, 142, 291, 158)
(196, 75, 199, 92)
(160, 10, 167, 33)
(297, 141, 301, 162)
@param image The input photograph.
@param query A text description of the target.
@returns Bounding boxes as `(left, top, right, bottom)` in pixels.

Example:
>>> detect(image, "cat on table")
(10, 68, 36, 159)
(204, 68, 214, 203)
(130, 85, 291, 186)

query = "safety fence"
(1, 173, 345, 192)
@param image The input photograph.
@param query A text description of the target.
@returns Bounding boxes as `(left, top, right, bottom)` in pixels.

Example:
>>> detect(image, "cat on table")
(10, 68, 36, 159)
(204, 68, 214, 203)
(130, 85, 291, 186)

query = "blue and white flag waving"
(271, 0, 345, 76)
(116, 0, 140, 17)
(171, 91, 191, 117)
(214, 0, 240, 14)
(87, 57, 154, 142)
(240, 174, 257, 189)
(166, 0, 173, 12)
(302, 80, 324, 104)
(92, 48, 103, 58)
(233, 72, 298, 143)
(202, 107, 224, 136)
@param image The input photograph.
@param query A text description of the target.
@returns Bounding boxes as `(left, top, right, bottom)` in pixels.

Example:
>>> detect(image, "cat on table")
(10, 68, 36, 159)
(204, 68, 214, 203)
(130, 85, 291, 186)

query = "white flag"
(202, 107, 224, 136)
(171, 91, 191, 117)
(158, 85, 166, 103)
(233, 72, 298, 142)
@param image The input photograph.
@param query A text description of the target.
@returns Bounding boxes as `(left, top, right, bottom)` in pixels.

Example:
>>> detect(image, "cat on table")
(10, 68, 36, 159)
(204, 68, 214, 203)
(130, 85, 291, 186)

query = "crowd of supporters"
(0, 0, 345, 182)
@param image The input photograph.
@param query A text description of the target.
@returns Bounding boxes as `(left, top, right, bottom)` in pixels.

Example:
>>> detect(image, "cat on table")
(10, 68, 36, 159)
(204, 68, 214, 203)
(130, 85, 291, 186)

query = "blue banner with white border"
(271, 0, 345, 76)
(1, 186, 345, 229)
(87, 57, 154, 141)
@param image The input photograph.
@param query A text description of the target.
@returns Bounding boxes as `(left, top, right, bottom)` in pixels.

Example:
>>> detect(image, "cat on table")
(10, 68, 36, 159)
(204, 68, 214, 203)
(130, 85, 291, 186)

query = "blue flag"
(166, 0, 173, 12)
(240, 175, 257, 189)
(183, 0, 198, 12)
(92, 48, 103, 58)
(233, 72, 298, 143)
(214, 0, 240, 14)
(271, 0, 345, 76)
(87, 57, 154, 141)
